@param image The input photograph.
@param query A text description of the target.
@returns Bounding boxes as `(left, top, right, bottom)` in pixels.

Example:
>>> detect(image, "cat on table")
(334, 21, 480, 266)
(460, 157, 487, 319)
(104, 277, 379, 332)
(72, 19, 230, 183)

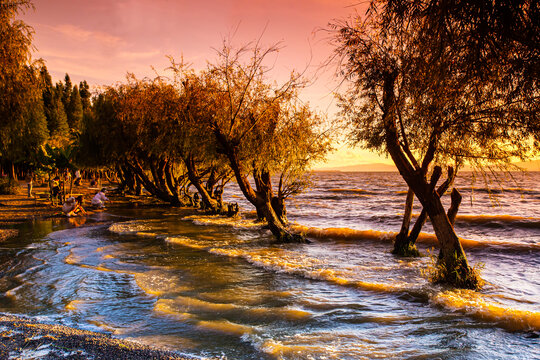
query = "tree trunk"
(271, 196, 287, 225)
(164, 161, 184, 205)
(183, 156, 221, 213)
(8, 161, 17, 180)
(407, 167, 456, 245)
(128, 160, 180, 205)
(393, 188, 419, 256)
(381, 71, 479, 288)
(213, 130, 306, 243)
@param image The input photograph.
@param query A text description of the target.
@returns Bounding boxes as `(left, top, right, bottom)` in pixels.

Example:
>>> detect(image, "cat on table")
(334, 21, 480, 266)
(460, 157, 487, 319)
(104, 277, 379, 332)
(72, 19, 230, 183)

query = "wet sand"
(0, 182, 164, 240)
(0, 314, 191, 359)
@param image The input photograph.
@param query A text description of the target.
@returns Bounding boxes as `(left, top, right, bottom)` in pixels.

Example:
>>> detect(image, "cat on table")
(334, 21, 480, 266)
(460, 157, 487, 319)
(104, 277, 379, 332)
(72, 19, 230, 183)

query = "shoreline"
(0, 184, 195, 359)
(0, 313, 192, 359)
(0, 182, 166, 240)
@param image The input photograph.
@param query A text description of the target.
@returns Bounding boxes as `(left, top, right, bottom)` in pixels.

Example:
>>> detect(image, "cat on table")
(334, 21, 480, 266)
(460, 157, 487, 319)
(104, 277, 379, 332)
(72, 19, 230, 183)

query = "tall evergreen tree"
(62, 73, 72, 108)
(40, 66, 69, 139)
(79, 80, 91, 110)
(66, 84, 83, 131)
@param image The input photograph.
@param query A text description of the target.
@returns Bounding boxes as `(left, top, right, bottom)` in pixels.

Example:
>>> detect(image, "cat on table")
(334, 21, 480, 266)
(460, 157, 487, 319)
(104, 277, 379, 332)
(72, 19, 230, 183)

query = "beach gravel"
(0, 314, 193, 359)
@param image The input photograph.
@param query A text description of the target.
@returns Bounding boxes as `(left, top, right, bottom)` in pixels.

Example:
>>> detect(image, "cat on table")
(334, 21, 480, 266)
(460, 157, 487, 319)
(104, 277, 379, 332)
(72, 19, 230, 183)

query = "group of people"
(61, 188, 109, 217)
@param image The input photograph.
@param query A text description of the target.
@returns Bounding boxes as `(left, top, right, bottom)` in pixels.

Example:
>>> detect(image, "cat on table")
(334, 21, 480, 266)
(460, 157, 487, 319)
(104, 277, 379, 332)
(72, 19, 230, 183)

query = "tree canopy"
(332, 0, 539, 288)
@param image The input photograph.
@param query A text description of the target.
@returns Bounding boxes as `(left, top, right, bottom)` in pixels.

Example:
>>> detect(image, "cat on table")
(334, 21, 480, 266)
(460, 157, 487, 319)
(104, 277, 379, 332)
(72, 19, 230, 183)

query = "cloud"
(46, 24, 124, 48)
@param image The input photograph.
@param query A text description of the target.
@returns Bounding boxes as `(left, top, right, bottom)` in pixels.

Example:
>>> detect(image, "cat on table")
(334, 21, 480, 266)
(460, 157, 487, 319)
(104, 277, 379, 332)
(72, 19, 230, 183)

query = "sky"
(20, 0, 389, 169)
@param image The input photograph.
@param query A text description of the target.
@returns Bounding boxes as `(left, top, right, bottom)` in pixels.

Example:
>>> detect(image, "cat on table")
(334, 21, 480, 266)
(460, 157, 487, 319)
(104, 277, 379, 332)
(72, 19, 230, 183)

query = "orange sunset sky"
(20, 1, 539, 171)
(21, 0, 387, 169)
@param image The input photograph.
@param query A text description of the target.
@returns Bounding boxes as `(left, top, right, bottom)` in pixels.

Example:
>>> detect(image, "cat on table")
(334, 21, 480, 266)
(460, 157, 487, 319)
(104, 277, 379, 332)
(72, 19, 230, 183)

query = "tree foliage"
(0, 0, 48, 177)
(331, 0, 539, 287)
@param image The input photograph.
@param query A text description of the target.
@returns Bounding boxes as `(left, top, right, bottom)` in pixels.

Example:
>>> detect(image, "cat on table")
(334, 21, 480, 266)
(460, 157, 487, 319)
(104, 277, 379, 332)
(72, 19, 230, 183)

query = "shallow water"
(0, 172, 539, 359)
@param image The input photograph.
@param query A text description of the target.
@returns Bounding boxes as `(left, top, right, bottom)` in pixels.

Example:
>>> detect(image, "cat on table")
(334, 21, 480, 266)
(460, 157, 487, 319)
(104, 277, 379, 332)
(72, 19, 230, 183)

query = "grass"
(422, 248, 485, 290)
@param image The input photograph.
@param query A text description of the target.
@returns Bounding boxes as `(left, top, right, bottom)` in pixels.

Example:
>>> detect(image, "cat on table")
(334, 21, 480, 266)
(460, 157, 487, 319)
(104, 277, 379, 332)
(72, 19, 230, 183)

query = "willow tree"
(106, 77, 189, 206)
(0, 0, 48, 178)
(332, 0, 539, 288)
(205, 42, 331, 243)
(167, 63, 233, 213)
(381, 0, 540, 257)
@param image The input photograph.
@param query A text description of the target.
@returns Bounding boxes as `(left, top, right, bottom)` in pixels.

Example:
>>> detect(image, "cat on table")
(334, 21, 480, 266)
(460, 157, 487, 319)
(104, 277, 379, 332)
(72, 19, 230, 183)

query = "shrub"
(0, 178, 19, 195)
(422, 248, 485, 290)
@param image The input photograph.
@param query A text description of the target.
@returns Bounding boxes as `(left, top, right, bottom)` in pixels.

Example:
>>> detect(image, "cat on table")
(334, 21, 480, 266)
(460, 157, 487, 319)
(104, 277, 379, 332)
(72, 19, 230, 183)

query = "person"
(74, 169, 82, 186)
(91, 188, 109, 208)
(51, 176, 61, 201)
(62, 195, 87, 217)
(25, 172, 33, 198)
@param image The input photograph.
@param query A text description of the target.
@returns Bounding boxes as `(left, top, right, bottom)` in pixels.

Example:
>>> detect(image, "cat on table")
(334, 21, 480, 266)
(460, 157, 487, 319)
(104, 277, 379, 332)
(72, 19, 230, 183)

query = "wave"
(108, 220, 162, 236)
(432, 290, 540, 331)
(183, 215, 264, 229)
(154, 297, 309, 337)
(105, 220, 540, 334)
(456, 214, 540, 228)
(203, 245, 539, 332)
(328, 188, 377, 195)
(207, 247, 403, 294)
(458, 187, 540, 196)
(291, 225, 540, 251)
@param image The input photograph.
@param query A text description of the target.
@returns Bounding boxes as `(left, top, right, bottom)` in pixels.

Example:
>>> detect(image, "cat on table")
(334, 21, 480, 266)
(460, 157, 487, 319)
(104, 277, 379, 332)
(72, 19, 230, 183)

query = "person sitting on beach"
(91, 188, 109, 208)
(62, 195, 87, 217)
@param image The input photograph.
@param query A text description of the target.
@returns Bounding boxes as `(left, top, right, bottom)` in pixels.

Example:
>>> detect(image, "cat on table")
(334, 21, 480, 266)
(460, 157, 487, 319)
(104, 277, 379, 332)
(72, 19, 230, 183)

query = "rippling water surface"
(0, 171, 539, 359)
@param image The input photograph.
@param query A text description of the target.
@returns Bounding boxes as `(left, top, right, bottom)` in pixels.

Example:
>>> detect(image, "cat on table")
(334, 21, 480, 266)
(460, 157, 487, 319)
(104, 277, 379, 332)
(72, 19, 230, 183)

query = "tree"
(40, 66, 69, 139)
(61, 73, 72, 108)
(332, 0, 539, 288)
(0, 0, 48, 178)
(205, 42, 331, 243)
(66, 84, 83, 132)
(79, 80, 91, 111)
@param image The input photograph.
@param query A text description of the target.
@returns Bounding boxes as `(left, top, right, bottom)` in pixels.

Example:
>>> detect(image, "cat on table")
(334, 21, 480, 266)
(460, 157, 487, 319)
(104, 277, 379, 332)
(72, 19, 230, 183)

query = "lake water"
(0, 171, 539, 359)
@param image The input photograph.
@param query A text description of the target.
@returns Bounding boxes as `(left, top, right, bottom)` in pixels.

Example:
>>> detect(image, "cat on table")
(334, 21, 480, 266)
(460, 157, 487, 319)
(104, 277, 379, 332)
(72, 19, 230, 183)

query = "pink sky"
(21, 0, 388, 168)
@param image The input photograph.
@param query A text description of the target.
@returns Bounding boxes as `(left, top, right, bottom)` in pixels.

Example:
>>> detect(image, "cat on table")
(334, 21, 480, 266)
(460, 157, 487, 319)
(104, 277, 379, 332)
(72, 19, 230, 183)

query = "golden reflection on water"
(433, 289, 540, 331)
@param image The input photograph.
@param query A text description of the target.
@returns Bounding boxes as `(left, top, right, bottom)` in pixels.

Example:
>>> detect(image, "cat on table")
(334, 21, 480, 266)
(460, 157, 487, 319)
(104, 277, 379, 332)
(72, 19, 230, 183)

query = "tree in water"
(383, 0, 540, 257)
(332, 0, 539, 288)
(166, 62, 233, 214)
(204, 41, 331, 243)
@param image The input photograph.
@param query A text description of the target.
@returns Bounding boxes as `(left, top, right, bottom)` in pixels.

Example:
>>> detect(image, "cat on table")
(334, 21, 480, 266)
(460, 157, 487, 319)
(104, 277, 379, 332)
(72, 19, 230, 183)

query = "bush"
(0, 177, 19, 195)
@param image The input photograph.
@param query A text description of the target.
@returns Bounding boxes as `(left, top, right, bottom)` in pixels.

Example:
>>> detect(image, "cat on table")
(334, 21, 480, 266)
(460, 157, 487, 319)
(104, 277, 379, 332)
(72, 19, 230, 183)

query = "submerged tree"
(205, 42, 331, 243)
(332, 0, 539, 288)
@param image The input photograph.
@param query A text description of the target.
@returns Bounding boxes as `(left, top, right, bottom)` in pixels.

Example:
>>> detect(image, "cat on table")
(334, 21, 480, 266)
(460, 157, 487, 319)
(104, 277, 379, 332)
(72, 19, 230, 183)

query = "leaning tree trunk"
(393, 188, 419, 256)
(381, 71, 479, 288)
(402, 167, 456, 250)
(271, 196, 287, 225)
(214, 130, 306, 243)
(183, 156, 221, 214)
(255, 171, 303, 242)
(128, 159, 182, 206)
